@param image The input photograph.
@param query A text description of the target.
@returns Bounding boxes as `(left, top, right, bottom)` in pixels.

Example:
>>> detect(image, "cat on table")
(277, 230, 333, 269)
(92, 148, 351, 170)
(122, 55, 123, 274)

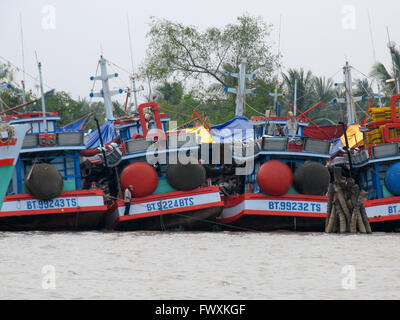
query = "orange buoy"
(120, 162, 158, 197)
(257, 160, 292, 196)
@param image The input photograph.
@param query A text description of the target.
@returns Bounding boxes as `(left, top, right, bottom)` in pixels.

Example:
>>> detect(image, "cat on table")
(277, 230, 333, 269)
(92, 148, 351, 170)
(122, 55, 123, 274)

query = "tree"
(143, 14, 277, 92)
(371, 45, 400, 93)
(281, 68, 315, 116)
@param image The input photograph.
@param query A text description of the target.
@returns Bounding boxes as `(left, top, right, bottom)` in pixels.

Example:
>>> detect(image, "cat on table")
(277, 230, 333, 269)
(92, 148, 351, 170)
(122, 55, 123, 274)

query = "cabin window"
(31, 122, 39, 133)
(15, 152, 80, 194)
(47, 121, 55, 133)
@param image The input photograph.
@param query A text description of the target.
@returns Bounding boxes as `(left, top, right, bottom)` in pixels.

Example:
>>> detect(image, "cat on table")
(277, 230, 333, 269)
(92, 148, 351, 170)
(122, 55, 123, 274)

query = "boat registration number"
(26, 198, 78, 210)
(268, 200, 323, 213)
(145, 197, 195, 212)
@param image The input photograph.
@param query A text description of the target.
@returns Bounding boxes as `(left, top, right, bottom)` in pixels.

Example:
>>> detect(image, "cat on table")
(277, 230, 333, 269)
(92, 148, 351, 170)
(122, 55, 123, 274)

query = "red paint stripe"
(108, 201, 224, 229)
(0, 205, 107, 218)
(368, 214, 400, 223)
(364, 197, 400, 207)
(223, 193, 328, 208)
(113, 201, 224, 223)
(0, 158, 14, 166)
(219, 209, 326, 224)
(112, 187, 221, 206)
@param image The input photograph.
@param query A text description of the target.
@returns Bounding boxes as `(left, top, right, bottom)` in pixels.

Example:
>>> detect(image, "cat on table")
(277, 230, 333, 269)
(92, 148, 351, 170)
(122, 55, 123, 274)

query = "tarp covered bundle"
(85, 120, 118, 149)
(184, 126, 214, 144)
(330, 124, 364, 155)
(210, 116, 254, 143)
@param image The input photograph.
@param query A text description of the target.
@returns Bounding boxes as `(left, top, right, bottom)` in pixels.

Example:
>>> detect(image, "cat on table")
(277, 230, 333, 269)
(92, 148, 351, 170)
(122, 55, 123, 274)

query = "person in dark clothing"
(124, 185, 133, 216)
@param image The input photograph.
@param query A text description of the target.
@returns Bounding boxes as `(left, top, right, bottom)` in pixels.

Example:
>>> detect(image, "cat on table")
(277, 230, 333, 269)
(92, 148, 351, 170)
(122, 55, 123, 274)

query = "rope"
(0, 55, 54, 90)
(245, 102, 265, 116)
(90, 61, 100, 94)
(0, 123, 15, 143)
(104, 192, 258, 232)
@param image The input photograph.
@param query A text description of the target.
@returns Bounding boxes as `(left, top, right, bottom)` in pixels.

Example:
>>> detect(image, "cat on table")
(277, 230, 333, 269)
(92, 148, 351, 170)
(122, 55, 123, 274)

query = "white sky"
(1, 0, 400, 104)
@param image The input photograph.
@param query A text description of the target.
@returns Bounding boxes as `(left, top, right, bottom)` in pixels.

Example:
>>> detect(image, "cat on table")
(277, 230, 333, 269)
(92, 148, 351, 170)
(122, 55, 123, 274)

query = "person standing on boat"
(124, 185, 134, 216)
(285, 111, 298, 138)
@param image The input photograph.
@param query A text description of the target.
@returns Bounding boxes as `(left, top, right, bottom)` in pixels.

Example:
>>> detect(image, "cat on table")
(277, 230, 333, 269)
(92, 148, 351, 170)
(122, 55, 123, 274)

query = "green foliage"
(371, 46, 400, 94)
(143, 14, 277, 90)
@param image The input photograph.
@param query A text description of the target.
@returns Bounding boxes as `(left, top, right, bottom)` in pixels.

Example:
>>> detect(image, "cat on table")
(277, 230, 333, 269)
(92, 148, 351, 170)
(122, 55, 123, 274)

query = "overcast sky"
(1, 0, 400, 105)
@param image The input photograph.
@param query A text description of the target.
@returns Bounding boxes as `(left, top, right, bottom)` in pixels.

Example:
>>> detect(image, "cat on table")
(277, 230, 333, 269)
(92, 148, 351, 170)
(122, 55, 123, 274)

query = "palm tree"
(282, 68, 314, 115)
(309, 76, 338, 125)
(371, 44, 400, 93)
(312, 76, 336, 104)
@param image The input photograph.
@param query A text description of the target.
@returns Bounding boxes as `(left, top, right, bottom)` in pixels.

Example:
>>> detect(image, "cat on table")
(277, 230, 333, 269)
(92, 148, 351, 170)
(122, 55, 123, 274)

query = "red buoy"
(257, 160, 293, 196)
(120, 162, 158, 197)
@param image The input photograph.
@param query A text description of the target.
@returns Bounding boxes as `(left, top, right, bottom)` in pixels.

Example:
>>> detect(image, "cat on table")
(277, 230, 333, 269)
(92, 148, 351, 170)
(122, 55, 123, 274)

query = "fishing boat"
(219, 60, 400, 232)
(82, 56, 223, 231)
(217, 59, 344, 231)
(0, 123, 29, 211)
(0, 62, 107, 231)
(337, 93, 400, 231)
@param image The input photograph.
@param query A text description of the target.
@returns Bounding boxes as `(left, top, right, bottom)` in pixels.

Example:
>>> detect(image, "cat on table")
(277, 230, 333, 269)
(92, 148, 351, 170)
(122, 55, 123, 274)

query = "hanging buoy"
(120, 162, 158, 197)
(293, 161, 330, 195)
(385, 162, 400, 196)
(24, 163, 64, 200)
(166, 160, 206, 191)
(256, 160, 292, 196)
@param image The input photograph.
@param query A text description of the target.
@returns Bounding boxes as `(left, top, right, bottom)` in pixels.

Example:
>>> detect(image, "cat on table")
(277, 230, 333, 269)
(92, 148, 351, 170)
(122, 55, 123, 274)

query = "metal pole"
(235, 58, 247, 116)
(99, 56, 114, 121)
(20, 12, 26, 104)
(38, 62, 47, 133)
(339, 121, 353, 175)
(396, 77, 400, 116)
(273, 79, 279, 115)
(344, 62, 356, 124)
(146, 70, 152, 101)
(132, 76, 138, 113)
(293, 78, 298, 117)
(94, 117, 109, 170)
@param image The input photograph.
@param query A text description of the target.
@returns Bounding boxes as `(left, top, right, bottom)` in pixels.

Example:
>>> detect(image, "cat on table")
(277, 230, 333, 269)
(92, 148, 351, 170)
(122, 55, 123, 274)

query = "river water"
(0, 231, 399, 300)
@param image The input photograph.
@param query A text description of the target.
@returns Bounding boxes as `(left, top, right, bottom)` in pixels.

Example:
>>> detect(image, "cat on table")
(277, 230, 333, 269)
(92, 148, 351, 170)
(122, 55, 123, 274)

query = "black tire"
(24, 163, 64, 200)
(293, 161, 330, 195)
(166, 160, 206, 191)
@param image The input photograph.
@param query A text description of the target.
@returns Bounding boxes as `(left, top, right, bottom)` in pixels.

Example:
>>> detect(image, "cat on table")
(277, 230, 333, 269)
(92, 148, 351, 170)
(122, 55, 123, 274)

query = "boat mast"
(268, 15, 285, 116)
(386, 30, 400, 114)
(127, 15, 139, 112)
(343, 62, 357, 124)
(146, 70, 152, 101)
(37, 61, 47, 132)
(90, 56, 122, 121)
(224, 58, 256, 116)
(19, 12, 27, 104)
(293, 78, 298, 117)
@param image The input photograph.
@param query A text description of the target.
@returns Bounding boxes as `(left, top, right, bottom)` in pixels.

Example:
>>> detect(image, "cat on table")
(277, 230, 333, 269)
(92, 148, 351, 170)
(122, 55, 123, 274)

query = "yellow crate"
(370, 106, 399, 121)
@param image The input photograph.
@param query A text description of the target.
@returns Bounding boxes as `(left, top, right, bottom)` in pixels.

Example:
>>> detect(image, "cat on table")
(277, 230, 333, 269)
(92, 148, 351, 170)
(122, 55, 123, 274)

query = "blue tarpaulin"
(85, 120, 118, 149)
(60, 117, 87, 132)
(210, 116, 254, 143)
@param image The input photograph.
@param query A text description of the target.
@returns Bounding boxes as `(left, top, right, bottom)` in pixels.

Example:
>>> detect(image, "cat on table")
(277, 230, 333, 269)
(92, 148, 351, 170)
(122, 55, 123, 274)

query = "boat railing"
(124, 132, 198, 156)
(22, 131, 85, 149)
(260, 136, 331, 155)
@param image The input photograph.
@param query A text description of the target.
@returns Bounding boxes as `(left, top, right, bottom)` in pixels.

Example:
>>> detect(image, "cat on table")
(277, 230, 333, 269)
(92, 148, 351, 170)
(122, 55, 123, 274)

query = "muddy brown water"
(1, 231, 399, 299)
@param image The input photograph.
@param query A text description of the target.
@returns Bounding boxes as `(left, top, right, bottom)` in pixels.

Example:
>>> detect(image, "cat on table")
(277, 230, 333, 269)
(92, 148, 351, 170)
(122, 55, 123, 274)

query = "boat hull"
(105, 186, 223, 231)
(0, 190, 107, 231)
(219, 193, 400, 232)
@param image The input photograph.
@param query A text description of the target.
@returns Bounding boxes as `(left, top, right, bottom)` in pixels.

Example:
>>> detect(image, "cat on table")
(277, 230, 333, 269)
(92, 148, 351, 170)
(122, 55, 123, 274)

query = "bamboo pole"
(325, 168, 372, 234)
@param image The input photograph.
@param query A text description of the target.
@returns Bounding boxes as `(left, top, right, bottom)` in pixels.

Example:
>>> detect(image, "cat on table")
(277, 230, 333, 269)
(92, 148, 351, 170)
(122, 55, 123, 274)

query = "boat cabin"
(2, 112, 85, 196)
